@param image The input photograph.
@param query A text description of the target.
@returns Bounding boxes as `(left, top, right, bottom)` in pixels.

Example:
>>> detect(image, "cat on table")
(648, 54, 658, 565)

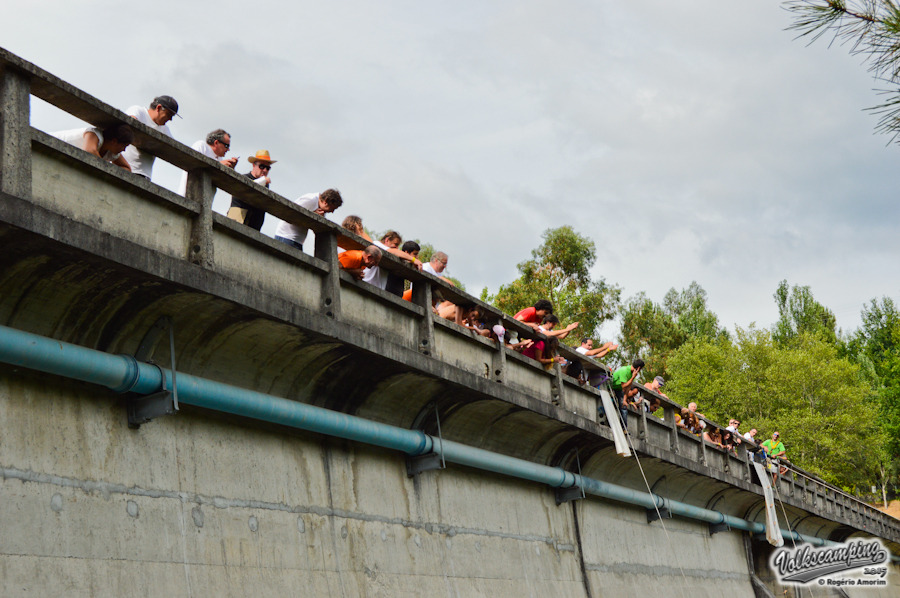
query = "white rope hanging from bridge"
(614, 405, 690, 598)
(771, 469, 806, 598)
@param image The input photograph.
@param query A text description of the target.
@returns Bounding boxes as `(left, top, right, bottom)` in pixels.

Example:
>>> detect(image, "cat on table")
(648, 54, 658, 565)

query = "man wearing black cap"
(122, 95, 179, 179)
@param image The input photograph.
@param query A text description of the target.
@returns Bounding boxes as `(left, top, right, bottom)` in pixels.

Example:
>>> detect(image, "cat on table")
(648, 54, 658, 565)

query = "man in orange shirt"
(339, 246, 382, 280)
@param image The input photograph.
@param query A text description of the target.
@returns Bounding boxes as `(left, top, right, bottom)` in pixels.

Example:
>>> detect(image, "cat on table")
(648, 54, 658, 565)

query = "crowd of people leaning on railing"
(53, 94, 791, 483)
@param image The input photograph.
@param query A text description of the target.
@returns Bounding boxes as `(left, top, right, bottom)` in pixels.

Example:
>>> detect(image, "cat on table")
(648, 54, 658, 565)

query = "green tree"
(848, 297, 900, 501)
(618, 282, 727, 379)
(667, 327, 883, 488)
(619, 293, 685, 379)
(489, 226, 621, 344)
(852, 297, 900, 375)
(664, 281, 730, 342)
(772, 280, 838, 347)
(786, 0, 900, 142)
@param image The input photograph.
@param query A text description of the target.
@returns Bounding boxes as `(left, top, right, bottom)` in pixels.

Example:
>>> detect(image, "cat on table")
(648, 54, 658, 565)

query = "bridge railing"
(0, 45, 614, 422)
(1, 47, 897, 540)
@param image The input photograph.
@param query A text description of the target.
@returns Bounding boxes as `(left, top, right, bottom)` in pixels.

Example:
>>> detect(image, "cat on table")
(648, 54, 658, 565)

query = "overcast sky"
(4, 0, 898, 339)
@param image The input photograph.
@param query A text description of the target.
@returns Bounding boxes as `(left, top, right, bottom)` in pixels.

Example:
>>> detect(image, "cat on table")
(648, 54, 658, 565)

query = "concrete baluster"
(412, 280, 434, 356)
(638, 403, 648, 440)
(185, 169, 215, 267)
(0, 67, 31, 199)
(314, 230, 341, 319)
(663, 405, 679, 453)
(550, 362, 564, 406)
(491, 336, 506, 383)
(734, 442, 748, 481)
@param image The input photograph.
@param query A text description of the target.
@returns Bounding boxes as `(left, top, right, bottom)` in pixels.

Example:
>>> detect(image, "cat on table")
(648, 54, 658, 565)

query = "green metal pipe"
(0, 325, 433, 456)
(160, 369, 434, 456)
(0, 324, 888, 553)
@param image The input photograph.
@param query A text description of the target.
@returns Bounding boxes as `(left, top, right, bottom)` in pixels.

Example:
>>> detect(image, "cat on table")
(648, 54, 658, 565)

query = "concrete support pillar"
(0, 67, 31, 199)
(736, 444, 748, 481)
(664, 405, 679, 453)
(186, 169, 215, 268)
(550, 363, 564, 406)
(637, 404, 648, 440)
(491, 343, 505, 383)
(412, 281, 434, 356)
(314, 231, 341, 320)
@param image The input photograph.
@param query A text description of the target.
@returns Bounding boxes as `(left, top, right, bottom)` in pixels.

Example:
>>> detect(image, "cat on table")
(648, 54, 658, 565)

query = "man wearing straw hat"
(227, 150, 277, 231)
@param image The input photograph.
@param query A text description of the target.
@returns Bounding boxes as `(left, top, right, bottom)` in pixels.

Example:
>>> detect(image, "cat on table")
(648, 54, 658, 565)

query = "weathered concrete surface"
(0, 184, 898, 594)
(5, 143, 888, 539)
(4, 367, 896, 597)
(0, 367, 756, 598)
(0, 49, 898, 594)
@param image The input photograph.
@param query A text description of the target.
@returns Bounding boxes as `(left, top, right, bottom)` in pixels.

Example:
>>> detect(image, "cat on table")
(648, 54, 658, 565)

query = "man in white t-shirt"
(725, 418, 743, 446)
(575, 337, 618, 359)
(177, 129, 238, 195)
(362, 231, 422, 290)
(53, 123, 134, 171)
(422, 252, 453, 283)
(122, 95, 179, 179)
(274, 189, 344, 252)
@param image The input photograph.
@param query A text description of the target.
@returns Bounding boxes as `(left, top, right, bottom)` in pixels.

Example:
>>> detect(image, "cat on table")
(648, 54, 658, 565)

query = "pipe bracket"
(127, 389, 177, 429)
(647, 507, 671, 523)
(406, 452, 444, 477)
(555, 485, 584, 505)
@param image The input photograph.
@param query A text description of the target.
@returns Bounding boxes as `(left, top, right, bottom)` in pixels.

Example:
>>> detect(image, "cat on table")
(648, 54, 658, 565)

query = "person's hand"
(412, 258, 423, 271)
(221, 157, 238, 169)
(566, 322, 579, 331)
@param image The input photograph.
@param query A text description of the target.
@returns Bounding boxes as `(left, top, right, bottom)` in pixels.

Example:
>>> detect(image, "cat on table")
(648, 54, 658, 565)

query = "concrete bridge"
(1, 47, 898, 597)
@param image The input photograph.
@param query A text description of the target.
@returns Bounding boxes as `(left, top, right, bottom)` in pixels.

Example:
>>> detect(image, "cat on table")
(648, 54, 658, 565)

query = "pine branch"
(786, 0, 900, 142)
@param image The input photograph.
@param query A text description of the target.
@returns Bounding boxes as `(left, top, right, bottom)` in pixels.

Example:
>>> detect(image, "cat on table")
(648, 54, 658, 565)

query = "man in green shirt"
(762, 432, 786, 459)
(609, 359, 644, 429)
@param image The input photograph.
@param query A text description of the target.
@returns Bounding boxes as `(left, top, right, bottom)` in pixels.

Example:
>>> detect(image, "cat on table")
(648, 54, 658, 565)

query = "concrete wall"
(0, 367, 759, 598)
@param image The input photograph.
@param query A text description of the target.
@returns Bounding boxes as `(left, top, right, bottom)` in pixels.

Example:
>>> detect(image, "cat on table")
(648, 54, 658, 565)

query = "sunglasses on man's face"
(257, 163, 271, 170)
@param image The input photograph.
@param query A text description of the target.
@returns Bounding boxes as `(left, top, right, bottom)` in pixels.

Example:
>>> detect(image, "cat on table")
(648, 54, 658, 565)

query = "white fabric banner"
(599, 389, 631, 458)
(752, 461, 784, 547)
